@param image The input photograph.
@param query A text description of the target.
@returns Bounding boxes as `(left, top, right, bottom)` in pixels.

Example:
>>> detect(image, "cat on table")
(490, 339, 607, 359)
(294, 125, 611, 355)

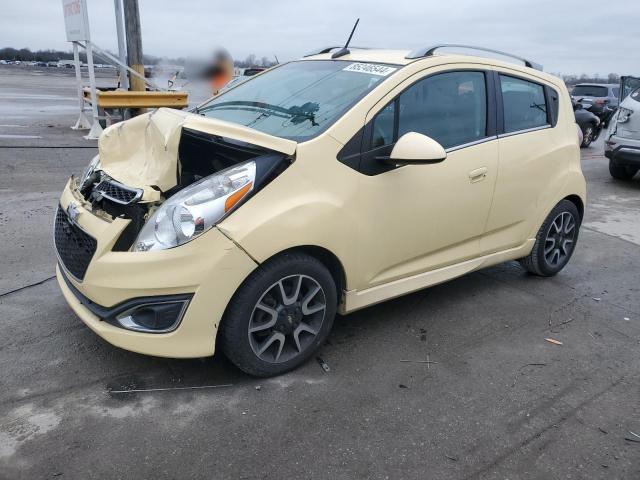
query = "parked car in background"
(574, 101, 601, 148)
(571, 83, 619, 126)
(242, 67, 265, 76)
(605, 78, 640, 180)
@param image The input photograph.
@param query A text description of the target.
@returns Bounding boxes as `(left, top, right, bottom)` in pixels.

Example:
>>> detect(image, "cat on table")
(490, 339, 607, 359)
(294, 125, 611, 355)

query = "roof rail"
(405, 44, 543, 71)
(303, 46, 371, 58)
(303, 46, 342, 57)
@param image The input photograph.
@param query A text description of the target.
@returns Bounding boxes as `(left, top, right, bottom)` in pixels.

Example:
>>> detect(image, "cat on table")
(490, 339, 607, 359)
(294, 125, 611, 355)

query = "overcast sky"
(2, 0, 637, 76)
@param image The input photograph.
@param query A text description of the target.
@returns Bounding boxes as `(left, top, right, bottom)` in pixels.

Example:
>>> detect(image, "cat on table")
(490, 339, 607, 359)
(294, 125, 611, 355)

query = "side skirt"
(340, 239, 535, 314)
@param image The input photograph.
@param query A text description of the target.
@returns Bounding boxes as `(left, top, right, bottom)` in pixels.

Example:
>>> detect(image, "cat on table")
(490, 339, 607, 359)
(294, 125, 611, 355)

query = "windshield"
(571, 85, 608, 97)
(198, 60, 399, 141)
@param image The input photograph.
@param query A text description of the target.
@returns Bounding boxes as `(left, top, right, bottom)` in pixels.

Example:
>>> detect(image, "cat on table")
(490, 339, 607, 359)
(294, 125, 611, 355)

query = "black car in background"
(570, 83, 619, 126)
(574, 101, 601, 148)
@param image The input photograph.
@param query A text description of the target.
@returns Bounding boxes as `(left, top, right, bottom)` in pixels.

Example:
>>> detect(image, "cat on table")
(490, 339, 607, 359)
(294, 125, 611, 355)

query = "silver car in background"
(605, 78, 640, 180)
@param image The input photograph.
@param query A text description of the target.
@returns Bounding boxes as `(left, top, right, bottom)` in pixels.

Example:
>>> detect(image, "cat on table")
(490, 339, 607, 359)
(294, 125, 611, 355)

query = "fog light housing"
(115, 300, 190, 333)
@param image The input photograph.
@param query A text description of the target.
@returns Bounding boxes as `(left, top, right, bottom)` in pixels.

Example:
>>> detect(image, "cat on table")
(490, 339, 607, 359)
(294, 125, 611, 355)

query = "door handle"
(468, 167, 488, 183)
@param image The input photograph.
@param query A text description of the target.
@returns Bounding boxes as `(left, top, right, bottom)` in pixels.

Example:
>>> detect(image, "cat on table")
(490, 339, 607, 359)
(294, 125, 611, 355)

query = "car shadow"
(93, 262, 534, 397)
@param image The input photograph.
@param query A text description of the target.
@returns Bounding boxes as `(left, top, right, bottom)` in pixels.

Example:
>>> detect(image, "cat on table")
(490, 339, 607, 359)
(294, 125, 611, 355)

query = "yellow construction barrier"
(83, 88, 188, 109)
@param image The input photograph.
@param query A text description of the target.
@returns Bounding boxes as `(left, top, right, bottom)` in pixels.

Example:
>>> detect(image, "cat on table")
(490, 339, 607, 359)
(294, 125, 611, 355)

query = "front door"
(355, 69, 499, 289)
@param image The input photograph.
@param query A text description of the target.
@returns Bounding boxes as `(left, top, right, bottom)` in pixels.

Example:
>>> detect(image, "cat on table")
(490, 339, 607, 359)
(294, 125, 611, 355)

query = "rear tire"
(519, 200, 581, 277)
(609, 159, 638, 180)
(580, 124, 595, 148)
(219, 252, 337, 377)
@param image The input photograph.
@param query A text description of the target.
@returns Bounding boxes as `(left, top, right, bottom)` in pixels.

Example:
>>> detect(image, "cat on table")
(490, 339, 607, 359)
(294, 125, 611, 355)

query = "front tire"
(609, 159, 638, 180)
(519, 200, 581, 277)
(219, 252, 337, 377)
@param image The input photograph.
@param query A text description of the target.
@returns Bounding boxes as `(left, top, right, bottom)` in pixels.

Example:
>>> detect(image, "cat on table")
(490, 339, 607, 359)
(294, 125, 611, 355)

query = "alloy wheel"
(544, 212, 576, 267)
(248, 275, 326, 363)
(582, 126, 593, 146)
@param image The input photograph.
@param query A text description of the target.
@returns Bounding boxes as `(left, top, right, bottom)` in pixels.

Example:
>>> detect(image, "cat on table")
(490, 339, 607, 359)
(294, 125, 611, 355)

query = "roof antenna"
(331, 18, 360, 59)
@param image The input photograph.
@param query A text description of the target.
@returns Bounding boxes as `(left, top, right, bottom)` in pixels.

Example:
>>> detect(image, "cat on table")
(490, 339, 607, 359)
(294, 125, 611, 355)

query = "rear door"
(482, 72, 564, 253)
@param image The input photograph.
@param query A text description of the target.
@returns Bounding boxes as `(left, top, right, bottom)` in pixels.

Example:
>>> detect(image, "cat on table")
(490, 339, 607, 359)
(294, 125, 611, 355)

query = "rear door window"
(500, 75, 548, 133)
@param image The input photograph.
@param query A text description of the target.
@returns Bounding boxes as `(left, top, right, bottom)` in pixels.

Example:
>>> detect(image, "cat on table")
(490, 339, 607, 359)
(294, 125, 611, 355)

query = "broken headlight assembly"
(133, 160, 256, 252)
(79, 154, 101, 191)
(617, 107, 634, 124)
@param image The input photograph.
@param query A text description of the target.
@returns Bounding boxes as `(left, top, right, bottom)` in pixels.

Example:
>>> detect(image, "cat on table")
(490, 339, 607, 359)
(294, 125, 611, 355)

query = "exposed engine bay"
(78, 114, 292, 251)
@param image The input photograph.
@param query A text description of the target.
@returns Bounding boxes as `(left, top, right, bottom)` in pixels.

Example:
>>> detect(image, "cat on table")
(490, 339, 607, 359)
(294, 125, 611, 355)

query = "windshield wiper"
(199, 101, 320, 126)
(530, 102, 547, 114)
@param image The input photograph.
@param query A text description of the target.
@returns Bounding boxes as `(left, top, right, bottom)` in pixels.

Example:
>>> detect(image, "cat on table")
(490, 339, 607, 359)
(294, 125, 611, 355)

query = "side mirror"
(389, 132, 447, 165)
(573, 102, 583, 111)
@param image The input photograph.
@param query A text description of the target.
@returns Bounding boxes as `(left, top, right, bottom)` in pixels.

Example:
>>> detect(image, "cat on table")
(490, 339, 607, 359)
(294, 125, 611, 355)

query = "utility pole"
(123, 0, 144, 92)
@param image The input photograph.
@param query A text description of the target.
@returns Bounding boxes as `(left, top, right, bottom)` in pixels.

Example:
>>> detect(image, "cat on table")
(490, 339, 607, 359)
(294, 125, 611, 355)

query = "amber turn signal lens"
(224, 182, 253, 212)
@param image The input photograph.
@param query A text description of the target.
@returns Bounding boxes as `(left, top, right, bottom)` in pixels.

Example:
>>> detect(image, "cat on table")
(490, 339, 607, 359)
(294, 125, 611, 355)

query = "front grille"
(54, 206, 97, 281)
(94, 179, 141, 205)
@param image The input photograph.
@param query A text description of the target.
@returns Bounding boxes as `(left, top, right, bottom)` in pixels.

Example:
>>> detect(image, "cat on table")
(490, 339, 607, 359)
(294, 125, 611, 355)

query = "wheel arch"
(262, 245, 347, 303)
(564, 194, 584, 220)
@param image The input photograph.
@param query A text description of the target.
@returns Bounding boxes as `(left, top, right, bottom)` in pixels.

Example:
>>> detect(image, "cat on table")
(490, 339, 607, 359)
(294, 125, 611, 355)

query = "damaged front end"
(77, 108, 295, 253)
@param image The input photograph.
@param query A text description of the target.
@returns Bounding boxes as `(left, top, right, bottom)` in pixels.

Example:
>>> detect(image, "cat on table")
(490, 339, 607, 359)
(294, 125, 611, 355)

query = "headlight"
(133, 160, 256, 251)
(617, 107, 634, 123)
(79, 155, 100, 190)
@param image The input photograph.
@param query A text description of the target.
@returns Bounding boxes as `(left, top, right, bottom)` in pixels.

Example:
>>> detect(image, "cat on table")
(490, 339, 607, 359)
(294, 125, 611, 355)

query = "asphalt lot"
(1, 65, 639, 480)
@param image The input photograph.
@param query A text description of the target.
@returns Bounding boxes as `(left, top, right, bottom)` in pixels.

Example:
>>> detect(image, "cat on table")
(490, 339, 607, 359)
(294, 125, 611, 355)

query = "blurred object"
(204, 48, 233, 95)
(177, 48, 233, 96)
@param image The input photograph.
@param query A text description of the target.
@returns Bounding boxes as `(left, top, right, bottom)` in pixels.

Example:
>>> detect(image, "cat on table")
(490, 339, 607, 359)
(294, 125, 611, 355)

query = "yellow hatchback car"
(55, 45, 586, 376)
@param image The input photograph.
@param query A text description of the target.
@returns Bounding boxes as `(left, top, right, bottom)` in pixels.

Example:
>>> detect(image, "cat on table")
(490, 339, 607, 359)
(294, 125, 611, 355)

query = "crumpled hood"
(98, 108, 297, 192)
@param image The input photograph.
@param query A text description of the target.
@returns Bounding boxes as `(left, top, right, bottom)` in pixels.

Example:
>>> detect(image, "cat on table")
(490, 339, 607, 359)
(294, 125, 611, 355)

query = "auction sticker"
(343, 63, 397, 76)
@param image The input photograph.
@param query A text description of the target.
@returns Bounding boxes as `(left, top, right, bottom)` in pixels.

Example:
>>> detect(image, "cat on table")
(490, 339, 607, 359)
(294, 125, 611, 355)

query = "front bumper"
(605, 134, 640, 168)
(56, 178, 257, 358)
